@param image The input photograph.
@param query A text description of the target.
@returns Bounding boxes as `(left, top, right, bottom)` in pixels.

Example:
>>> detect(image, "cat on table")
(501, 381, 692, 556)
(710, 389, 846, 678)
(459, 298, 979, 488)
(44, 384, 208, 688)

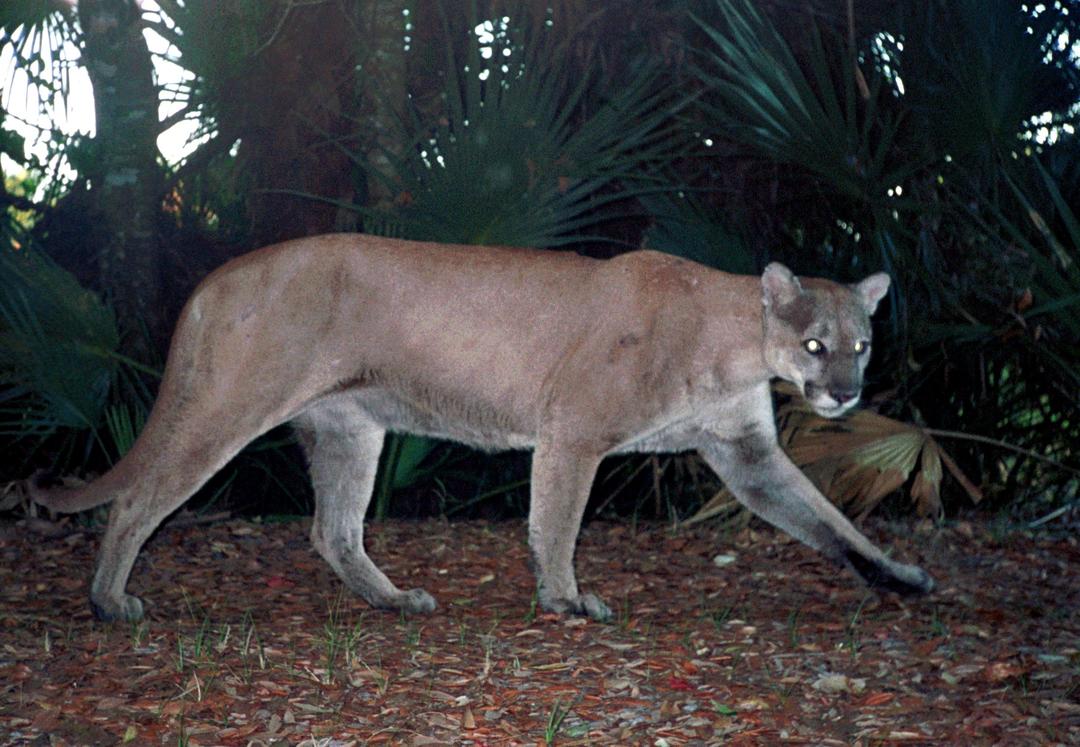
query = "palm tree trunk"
(77, 0, 165, 359)
(361, 0, 409, 210)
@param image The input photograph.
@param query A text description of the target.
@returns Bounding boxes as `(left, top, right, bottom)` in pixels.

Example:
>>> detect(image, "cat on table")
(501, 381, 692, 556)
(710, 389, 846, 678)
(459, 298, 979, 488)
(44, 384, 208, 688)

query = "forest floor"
(0, 514, 1077, 746)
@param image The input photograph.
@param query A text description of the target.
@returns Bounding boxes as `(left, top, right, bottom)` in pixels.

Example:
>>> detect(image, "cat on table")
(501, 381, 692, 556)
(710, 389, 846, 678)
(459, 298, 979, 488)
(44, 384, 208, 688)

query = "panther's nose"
(829, 389, 859, 405)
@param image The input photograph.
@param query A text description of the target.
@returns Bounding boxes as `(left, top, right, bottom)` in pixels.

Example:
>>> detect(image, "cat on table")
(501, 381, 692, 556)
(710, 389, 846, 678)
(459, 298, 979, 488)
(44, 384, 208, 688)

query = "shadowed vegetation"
(1, 0, 1077, 526)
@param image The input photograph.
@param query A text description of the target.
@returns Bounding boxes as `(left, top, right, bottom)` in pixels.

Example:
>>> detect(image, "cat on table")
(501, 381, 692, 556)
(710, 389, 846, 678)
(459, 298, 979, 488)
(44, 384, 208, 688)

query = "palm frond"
(939, 149, 1080, 397)
(0, 3, 78, 99)
(1, 1, 83, 196)
(354, 3, 685, 248)
(691, 0, 918, 203)
(898, 0, 1078, 162)
(102, 401, 145, 462)
(372, 433, 441, 521)
(1002, 155, 1080, 339)
(0, 245, 119, 434)
(687, 384, 983, 526)
(641, 192, 756, 274)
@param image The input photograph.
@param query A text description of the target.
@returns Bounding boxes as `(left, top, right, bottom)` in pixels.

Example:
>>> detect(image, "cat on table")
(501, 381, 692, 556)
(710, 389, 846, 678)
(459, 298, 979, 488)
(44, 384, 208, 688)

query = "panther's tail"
(28, 456, 135, 513)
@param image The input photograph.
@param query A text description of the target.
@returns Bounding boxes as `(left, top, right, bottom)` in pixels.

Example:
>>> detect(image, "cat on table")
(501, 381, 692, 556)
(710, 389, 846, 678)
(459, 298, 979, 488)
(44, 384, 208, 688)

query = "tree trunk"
(233, 2, 364, 248)
(77, 0, 166, 359)
(359, 0, 409, 210)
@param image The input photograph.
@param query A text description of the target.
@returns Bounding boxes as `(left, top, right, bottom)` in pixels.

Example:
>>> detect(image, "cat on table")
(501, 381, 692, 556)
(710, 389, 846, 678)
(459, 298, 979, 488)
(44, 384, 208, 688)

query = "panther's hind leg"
(295, 400, 436, 614)
(90, 428, 254, 621)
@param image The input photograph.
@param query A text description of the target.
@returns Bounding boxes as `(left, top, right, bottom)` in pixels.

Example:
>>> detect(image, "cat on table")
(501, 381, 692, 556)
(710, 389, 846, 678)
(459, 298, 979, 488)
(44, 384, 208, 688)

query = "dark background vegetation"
(1, 0, 1078, 527)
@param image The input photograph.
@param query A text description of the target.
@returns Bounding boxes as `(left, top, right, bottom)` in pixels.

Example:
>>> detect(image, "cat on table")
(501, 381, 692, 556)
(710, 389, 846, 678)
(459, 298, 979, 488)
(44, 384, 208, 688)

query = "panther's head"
(760, 263, 890, 418)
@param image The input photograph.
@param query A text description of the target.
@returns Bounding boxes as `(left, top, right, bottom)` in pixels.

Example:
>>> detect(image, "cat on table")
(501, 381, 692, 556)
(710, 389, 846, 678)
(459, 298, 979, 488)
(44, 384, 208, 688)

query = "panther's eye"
(803, 338, 825, 355)
(854, 340, 868, 354)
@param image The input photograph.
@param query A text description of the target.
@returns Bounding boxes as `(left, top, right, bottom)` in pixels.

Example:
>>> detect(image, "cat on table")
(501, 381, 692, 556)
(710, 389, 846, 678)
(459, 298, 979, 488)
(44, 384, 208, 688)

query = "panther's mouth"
(810, 401, 856, 418)
(804, 384, 860, 418)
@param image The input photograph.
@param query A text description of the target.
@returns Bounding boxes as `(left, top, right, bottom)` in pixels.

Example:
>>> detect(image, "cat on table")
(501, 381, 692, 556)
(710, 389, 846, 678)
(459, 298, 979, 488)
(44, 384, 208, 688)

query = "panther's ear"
(762, 262, 801, 308)
(856, 272, 891, 314)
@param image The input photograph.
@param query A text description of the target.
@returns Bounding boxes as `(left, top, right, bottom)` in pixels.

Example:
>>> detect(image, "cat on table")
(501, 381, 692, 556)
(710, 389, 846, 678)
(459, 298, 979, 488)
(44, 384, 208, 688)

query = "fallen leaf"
(812, 673, 866, 695)
(985, 660, 1028, 683)
(666, 675, 694, 691)
(859, 692, 895, 707)
(5, 516, 1076, 746)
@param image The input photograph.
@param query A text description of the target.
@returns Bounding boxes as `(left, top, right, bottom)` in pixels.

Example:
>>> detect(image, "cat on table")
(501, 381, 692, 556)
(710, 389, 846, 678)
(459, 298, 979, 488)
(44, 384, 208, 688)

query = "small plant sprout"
(524, 590, 538, 624)
(129, 619, 149, 648)
(544, 698, 572, 745)
(787, 606, 802, 646)
(843, 594, 872, 660)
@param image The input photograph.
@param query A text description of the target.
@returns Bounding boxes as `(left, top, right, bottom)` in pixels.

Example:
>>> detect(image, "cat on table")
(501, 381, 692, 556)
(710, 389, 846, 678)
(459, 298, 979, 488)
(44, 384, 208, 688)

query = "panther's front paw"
(397, 588, 437, 614)
(90, 592, 145, 622)
(880, 562, 935, 596)
(846, 550, 935, 596)
(540, 592, 612, 621)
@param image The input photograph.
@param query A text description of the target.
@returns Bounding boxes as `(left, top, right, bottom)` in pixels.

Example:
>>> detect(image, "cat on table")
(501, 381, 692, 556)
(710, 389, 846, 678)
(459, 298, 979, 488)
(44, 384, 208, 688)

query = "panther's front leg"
(527, 440, 612, 621)
(699, 424, 934, 596)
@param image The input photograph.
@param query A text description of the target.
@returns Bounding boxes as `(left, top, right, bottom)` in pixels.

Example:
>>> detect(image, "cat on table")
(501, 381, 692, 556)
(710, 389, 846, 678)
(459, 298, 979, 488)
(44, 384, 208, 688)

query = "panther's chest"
(612, 381, 775, 455)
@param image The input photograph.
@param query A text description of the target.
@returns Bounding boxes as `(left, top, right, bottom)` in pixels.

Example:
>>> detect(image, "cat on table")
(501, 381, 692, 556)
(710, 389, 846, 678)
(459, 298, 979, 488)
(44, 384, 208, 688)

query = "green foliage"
(544, 698, 573, 745)
(0, 1, 54, 31)
(688, 0, 923, 341)
(0, 126, 26, 164)
(0, 237, 167, 482)
(149, 0, 278, 143)
(922, 150, 1080, 509)
(372, 434, 441, 521)
(2, 0, 1078, 521)
(0, 244, 119, 434)
(691, 1, 916, 205)
(103, 402, 146, 462)
(355, 5, 683, 247)
(898, 0, 1079, 163)
(1, 3, 86, 200)
(0, 2, 76, 76)
(1000, 157, 1080, 348)
(641, 192, 755, 274)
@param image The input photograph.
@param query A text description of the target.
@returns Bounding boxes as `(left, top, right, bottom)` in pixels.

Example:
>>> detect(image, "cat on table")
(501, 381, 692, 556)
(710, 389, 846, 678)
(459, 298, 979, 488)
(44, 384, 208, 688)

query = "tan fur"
(31, 235, 933, 621)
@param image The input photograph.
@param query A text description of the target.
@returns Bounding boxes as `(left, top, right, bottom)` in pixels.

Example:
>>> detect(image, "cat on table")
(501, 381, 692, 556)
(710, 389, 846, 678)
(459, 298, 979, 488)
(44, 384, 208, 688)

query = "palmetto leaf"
(690, 0, 917, 204)
(785, 410, 928, 520)
(688, 384, 982, 525)
(898, 0, 1078, 163)
(351, 3, 684, 248)
(782, 387, 983, 519)
(0, 245, 119, 434)
(1000, 157, 1080, 341)
(910, 441, 943, 519)
(640, 192, 756, 274)
(949, 150, 1080, 400)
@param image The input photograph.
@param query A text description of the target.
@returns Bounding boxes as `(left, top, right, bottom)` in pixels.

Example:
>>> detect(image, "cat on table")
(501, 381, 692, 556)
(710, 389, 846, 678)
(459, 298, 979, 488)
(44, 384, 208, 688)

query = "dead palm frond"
(778, 391, 982, 520)
(687, 384, 983, 526)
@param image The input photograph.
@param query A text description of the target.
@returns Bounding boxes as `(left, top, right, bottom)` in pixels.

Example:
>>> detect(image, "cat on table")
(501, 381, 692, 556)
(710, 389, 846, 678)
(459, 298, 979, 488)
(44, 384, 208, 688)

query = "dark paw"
(90, 593, 145, 622)
(845, 550, 934, 596)
(399, 588, 437, 614)
(26, 469, 58, 505)
(874, 565, 935, 596)
(540, 592, 612, 621)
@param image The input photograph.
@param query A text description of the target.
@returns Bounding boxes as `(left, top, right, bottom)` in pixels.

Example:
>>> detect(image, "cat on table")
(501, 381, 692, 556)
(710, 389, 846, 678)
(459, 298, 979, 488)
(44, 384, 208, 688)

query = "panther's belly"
(347, 386, 536, 451)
